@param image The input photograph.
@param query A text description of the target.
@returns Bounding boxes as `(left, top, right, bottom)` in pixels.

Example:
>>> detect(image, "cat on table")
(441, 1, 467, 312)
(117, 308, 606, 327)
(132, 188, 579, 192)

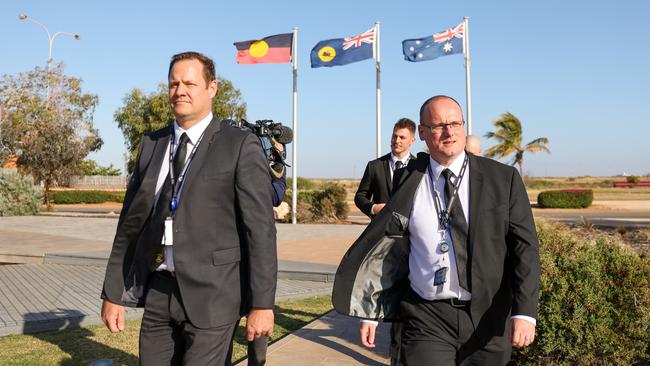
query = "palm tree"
(483, 112, 550, 176)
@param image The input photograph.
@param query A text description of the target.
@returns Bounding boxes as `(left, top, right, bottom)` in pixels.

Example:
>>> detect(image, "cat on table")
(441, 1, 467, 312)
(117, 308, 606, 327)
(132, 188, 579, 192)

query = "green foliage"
(286, 176, 317, 191)
(0, 63, 102, 205)
(0, 169, 42, 216)
(626, 175, 641, 184)
(512, 221, 650, 365)
(537, 189, 593, 208)
(285, 183, 348, 223)
(76, 159, 121, 176)
(484, 112, 550, 176)
(49, 190, 124, 204)
(114, 78, 246, 174)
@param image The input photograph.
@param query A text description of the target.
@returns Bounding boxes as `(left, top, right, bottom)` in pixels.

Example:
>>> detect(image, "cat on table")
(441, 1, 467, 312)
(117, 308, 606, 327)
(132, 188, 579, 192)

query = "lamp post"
(18, 14, 80, 72)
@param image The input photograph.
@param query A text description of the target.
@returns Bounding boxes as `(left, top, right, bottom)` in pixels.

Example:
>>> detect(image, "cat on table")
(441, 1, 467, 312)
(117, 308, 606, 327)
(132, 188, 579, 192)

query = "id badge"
(164, 217, 174, 246)
(434, 267, 448, 286)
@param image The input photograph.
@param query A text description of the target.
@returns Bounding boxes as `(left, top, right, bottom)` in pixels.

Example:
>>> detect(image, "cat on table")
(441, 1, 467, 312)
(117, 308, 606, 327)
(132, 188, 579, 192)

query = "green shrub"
(512, 220, 650, 365)
(626, 175, 640, 184)
(49, 190, 124, 204)
(537, 189, 593, 208)
(0, 169, 43, 216)
(284, 183, 349, 223)
(311, 183, 349, 222)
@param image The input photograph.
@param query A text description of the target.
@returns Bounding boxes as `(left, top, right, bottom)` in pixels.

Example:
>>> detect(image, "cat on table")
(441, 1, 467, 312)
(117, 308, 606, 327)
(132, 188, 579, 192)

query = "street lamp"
(18, 14, 80, 71)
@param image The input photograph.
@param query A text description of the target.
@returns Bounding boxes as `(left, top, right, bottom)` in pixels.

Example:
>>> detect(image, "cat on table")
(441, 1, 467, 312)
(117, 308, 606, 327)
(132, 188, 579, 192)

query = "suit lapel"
(176, 118, 222, 195)
(139, 127, 173, 207)
(383, 156, 393, 193)
(468, 155, 485, 258)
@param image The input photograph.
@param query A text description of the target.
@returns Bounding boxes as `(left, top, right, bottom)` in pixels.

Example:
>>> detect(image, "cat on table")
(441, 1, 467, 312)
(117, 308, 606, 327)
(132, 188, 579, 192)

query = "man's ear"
(209, 80, 218, 98)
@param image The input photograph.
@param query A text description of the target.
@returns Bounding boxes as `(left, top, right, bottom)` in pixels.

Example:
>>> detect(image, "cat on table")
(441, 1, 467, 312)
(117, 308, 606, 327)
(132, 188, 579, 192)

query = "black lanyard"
(168, 128, 207, 215)
(427, 154, 468, 230)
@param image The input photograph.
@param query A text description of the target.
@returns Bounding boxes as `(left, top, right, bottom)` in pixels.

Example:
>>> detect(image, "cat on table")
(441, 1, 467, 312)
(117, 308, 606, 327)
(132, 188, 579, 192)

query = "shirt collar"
(174, 112, 213, 145)
(429, 150, 467, 181)
(391, 152, 411, 165)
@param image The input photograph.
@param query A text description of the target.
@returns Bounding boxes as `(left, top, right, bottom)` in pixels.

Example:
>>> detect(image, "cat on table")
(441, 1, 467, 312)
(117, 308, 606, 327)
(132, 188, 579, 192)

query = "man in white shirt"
(335, 95, 540, 365)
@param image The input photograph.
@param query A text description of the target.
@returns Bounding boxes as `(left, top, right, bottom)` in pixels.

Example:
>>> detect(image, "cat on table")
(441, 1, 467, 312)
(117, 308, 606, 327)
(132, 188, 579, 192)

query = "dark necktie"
(392, 161, 405, 190)
(155, 132, 189, 220)
(441, 168, 470, 291)
(395, 161, 404, 170)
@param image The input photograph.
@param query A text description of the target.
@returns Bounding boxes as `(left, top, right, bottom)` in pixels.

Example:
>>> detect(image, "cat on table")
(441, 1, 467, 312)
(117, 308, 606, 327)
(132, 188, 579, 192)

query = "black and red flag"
(234, 33, 293, 64)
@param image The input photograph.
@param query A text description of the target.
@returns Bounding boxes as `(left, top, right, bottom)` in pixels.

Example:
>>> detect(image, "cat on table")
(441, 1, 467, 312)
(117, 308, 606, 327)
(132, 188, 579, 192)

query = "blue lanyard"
(168, 128, 207, 215)
(427, 154, 468, 230)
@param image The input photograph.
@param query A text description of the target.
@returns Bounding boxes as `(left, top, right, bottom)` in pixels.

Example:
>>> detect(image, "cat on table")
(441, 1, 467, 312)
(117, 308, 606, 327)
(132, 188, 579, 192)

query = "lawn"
(0, 295, 333, 366)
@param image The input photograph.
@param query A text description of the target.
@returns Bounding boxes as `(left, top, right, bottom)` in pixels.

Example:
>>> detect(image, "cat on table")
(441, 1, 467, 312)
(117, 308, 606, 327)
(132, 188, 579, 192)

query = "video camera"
(227, 118, 293, 178)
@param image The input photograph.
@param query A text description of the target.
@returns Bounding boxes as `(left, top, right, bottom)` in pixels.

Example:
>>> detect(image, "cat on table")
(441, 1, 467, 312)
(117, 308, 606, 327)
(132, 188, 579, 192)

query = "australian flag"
(311, 28, 375, 68)
(402, 23, 464, 62)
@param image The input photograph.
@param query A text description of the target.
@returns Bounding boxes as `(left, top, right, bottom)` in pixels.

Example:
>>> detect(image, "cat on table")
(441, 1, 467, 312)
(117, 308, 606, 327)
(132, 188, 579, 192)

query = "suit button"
(155, 253, 164, 264)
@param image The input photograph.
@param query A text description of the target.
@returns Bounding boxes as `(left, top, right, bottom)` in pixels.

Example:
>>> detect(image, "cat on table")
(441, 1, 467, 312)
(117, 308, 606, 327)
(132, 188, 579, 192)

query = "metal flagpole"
(463, 16, 473, 135)
(375, 21, 382, 158)
(291, 27, 299, 224)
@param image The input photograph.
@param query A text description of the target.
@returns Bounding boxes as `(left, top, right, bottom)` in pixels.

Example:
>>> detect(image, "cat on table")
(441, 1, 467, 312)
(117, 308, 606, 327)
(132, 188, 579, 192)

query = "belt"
(434, 298, 470, 308)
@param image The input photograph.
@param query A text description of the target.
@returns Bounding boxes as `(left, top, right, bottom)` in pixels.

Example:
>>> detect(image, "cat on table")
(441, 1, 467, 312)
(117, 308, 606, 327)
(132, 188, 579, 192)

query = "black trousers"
(247, 336, 268, 366)
(139, 271, 238, 365)
(399, 289, 511, 366)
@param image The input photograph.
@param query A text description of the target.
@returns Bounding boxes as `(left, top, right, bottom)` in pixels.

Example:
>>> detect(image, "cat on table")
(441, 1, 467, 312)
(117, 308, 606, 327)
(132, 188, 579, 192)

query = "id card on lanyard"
(163, 129, 206, 246)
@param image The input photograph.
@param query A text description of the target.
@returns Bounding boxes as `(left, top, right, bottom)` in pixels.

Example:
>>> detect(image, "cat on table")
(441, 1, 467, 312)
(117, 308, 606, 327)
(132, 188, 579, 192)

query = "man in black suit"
(355, 118, 416, 218)
(101, 51, 277, 365)
(334, 95, 539, 365)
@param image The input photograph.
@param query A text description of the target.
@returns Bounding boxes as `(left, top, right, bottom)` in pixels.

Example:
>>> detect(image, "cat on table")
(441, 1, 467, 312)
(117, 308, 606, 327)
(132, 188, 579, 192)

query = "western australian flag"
(402, 23, 464, 62)
(311, 28, 375, 68)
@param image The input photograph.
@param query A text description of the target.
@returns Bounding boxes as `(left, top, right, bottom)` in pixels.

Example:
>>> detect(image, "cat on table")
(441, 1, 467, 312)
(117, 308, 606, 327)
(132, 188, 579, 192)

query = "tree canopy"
(0, 63, 102, 204)
(483, 112, 550, 176)
(114, 77, 246, 174)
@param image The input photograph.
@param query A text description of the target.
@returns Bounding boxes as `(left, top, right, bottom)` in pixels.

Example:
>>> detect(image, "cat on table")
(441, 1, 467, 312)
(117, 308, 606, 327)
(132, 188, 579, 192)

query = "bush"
(626, 175, 641, 184)
(49, 190, 125, 204)
(537, 189, 593, 208)
(284, 183, 349, 223)
(512, 220, 650, 365)
(0, 169, 43, 216)
(311, 183, 349, 222)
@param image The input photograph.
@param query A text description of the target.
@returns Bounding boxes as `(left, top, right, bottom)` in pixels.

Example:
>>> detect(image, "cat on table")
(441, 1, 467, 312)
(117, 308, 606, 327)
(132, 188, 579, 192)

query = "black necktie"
(392, 161, 405, 190)
(395, 161, 404, 170)
(155, 132, 189, 220)
(441, 168, 470, 291)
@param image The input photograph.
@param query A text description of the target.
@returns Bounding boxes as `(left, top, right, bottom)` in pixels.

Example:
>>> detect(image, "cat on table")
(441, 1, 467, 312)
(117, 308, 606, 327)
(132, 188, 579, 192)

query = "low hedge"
(512, 220, 650, 365)
(537, 189, 593, 208)
(49, 190, 125, 204)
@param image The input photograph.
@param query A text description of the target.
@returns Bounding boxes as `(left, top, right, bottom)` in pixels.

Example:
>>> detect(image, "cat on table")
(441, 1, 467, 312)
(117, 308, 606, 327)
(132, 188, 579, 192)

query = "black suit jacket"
(333, 152, 540, 340)
(354, 153, 414, 217)
(102, 119, 277, 328)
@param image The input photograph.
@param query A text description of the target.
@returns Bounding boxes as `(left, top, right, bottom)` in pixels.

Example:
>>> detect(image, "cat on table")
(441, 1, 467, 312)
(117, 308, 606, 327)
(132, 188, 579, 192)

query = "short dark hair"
(419, 95, 463, 122)
(168, 51, 216, 85)
(393, 118, 416, 135)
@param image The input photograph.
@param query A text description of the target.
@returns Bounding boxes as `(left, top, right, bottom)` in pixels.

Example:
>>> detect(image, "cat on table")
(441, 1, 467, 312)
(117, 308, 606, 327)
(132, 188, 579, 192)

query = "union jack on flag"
(433, 23, 464, 44)
(342, 28, 376, 50)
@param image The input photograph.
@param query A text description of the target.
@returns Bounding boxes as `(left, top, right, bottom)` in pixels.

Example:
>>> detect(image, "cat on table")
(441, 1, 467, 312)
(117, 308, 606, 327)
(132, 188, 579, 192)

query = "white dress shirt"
(389, 152, 411, 180)
(155, 112, 213, 272)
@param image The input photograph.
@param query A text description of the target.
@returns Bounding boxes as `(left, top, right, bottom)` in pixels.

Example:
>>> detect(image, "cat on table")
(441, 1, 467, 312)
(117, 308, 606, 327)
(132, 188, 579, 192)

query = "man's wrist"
(511, 315, 536, 326)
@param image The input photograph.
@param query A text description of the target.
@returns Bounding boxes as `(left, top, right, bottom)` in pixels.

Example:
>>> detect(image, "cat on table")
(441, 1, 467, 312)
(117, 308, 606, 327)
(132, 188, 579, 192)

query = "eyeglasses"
(420, 121, 465, 133)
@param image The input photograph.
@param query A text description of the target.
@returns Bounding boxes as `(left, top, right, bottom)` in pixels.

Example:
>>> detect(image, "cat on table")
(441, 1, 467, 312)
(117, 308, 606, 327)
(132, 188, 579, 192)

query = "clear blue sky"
(2, 0, 649, 178)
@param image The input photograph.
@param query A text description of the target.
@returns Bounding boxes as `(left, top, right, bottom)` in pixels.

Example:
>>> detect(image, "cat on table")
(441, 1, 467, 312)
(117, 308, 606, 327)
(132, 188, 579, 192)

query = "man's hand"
(246, 308, 274, 341)
(371, 203, 386, 215)
(510, 318, 535, 348)
(101, 299, 125, 333)
(359, 321, 377, 348)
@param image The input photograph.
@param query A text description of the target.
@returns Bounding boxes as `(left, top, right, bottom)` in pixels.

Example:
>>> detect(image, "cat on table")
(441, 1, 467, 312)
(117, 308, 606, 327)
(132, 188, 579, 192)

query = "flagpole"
(375, 21, 381, 158)
(463, 16, 473, 135)
(291, 27, 299, 224)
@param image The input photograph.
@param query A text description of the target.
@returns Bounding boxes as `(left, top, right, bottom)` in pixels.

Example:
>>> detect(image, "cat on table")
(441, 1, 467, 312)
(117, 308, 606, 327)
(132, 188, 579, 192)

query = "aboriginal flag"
(234, 33, 293, 64)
